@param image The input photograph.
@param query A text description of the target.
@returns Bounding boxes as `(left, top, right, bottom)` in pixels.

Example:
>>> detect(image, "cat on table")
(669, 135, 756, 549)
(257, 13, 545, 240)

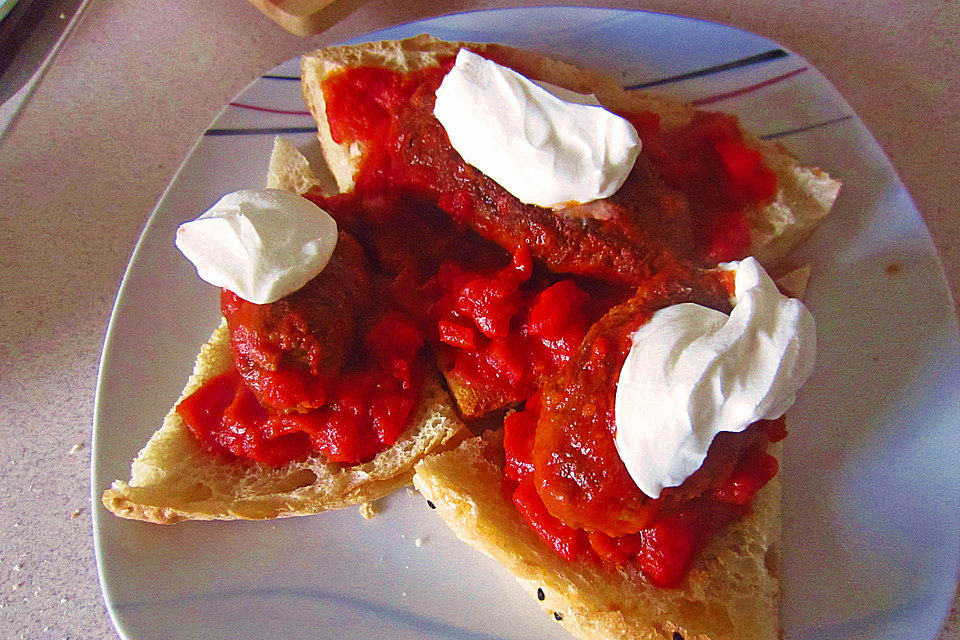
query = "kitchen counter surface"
(1, 1, 957, 638)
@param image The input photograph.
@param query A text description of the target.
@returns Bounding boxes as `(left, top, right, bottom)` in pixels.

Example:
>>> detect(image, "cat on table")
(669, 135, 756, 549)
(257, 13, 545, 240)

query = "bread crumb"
(359, 502, 378, 519)
(414, 537, 425, 547)
(405, 487, 417, 496)
(70, 509, 82, 519)
(69, 443, 83, 455)
(13, 564, 21, 572)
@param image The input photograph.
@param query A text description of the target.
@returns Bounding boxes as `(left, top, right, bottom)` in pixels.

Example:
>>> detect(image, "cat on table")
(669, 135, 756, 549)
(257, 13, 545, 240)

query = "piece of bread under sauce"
(413, 431, 782, 640)
(300, 35, 839, 640)
(101, 139, 467, 524)
(300, 34, 840, 268)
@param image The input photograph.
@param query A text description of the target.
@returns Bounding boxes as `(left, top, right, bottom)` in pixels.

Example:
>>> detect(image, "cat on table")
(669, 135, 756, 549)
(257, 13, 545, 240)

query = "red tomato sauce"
(178, 303, 426, 467)
(180, 53, 783, 586)
(430, 246, 622, 416)
(629, 110, 777, 263)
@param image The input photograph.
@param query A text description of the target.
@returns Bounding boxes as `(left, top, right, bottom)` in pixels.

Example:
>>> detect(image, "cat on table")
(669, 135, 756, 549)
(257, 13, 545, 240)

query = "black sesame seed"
(537, 587, 545, 601)
(554, 612, 563, 621)
(426, 500, 436, 509)
(673, 632, 684, 640)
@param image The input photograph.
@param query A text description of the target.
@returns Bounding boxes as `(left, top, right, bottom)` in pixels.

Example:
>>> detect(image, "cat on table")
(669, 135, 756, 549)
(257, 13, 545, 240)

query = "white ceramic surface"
(92, 8, 960, 640)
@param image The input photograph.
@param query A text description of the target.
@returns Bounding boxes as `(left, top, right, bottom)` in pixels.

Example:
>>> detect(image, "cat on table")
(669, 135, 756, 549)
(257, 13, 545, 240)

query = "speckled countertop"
(0, 1, 957, 638)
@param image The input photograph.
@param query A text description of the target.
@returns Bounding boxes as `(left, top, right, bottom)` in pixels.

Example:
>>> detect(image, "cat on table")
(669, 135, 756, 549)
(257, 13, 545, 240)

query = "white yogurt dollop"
(175, 189, 338, 304)
(433, 49, 641, 209)
(614, 257, 816, 498)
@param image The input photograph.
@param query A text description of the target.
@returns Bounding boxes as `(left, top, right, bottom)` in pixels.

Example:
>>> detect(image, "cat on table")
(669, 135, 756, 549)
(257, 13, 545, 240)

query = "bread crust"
(413, 432, 781, 640)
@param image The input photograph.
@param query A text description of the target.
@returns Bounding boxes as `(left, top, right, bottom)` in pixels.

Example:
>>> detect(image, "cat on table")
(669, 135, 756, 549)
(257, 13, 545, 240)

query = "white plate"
(92, 8, 960, 640)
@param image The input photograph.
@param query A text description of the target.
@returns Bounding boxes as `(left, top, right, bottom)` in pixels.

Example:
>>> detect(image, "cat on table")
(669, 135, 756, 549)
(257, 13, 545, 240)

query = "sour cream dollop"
(433, 49, 641, 209)
(614, 257, 816, 498)
(175, 189, 338, 304)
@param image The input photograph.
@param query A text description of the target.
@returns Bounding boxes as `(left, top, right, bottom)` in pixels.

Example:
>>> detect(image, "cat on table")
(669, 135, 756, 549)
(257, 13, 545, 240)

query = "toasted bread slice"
(300, 34, 840, 266)
(103, 322, 465, 523)
(415, 262, 809, 638)
(413, 431, 781, 640)
(101, 139, 466, 524)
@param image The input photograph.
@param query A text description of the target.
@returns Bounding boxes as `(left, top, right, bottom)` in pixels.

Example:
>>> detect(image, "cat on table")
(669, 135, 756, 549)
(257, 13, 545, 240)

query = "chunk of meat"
(221, 232, 372, 413)
(384, 79, 697, 287)
(532, 263, 767, 535)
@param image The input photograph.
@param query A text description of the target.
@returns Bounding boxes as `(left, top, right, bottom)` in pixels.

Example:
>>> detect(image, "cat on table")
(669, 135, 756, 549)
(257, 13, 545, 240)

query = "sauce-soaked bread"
(101, 139, 467, 523)
(300, 34, 840, 267)
(414, 431, 781, 640)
